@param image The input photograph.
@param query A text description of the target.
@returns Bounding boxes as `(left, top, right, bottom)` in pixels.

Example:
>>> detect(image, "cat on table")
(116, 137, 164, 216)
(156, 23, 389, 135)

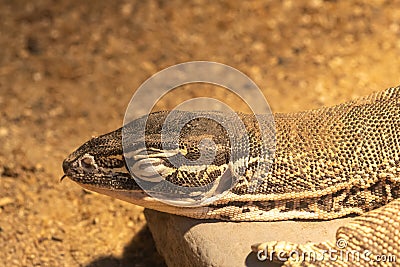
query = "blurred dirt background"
(1, 0, 400, 266)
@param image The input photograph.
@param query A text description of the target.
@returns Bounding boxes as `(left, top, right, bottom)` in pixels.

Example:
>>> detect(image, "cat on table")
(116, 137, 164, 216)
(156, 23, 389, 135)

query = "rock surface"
(145, 209, 353, 267)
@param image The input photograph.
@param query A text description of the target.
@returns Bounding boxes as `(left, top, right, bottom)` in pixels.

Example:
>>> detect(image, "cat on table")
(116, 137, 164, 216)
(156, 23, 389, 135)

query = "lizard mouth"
(61, 156, 142, 191)
(79, 182, 148, 199)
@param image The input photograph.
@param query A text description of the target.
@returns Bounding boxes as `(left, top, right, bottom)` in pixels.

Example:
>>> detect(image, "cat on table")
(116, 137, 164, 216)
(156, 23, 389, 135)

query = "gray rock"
(144, 209, 353, 267)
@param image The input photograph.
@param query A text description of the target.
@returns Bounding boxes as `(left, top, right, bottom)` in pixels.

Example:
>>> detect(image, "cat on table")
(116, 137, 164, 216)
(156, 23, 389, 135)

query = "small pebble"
(0, 197, 14, 207)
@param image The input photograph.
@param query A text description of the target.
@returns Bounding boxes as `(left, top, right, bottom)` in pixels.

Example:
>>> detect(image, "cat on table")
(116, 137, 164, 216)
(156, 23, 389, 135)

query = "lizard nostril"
(79, 155, 98, 172)
(81, 157, 95, 169)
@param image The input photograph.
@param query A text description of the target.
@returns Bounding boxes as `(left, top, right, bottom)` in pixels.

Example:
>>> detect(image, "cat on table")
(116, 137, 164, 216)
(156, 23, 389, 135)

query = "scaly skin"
(63, 86, 400, 266)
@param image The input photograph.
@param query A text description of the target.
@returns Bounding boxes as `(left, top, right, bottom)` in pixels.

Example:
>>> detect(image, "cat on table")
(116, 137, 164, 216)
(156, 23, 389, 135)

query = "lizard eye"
(81, 156, 95, 169)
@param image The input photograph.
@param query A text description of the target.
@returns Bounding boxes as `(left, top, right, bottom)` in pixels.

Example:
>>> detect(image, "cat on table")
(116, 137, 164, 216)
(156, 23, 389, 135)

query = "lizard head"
(62, 127, 134, 189)
(62, 111, 236, 207)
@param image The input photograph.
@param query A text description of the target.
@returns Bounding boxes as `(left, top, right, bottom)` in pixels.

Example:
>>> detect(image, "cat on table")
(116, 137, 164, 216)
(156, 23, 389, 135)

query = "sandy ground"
(1, 0, 400, 266)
